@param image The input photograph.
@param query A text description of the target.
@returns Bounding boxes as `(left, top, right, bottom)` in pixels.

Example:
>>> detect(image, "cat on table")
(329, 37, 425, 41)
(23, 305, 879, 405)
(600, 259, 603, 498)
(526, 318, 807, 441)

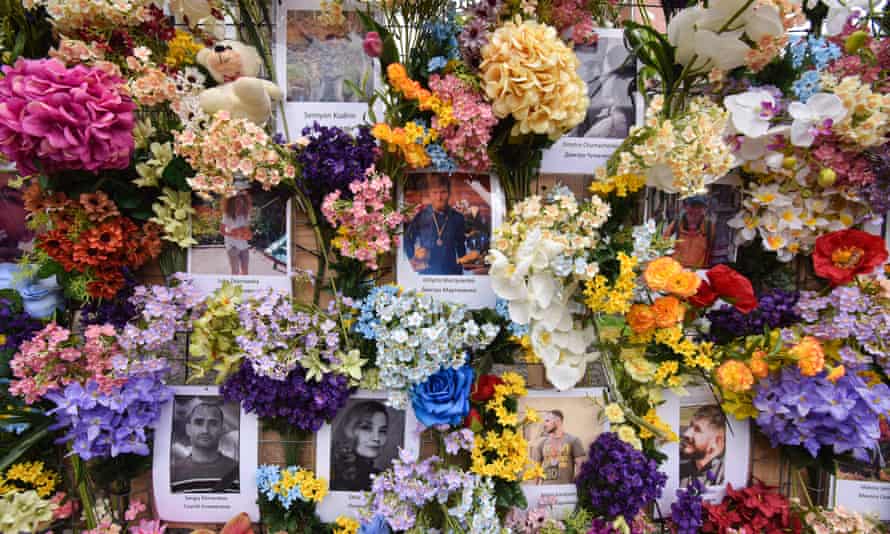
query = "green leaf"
(35, 261, 64, 281)
(162, 156, 194, 191)
(0, 419, 52, 472)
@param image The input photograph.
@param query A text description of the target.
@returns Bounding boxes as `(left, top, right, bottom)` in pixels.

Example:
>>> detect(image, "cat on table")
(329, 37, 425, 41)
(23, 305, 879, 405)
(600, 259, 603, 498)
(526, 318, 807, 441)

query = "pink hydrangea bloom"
(0, 58, 135, 176)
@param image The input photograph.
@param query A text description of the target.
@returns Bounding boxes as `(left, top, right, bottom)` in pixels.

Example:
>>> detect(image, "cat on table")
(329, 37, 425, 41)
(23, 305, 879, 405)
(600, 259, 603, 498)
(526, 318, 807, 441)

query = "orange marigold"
(716, 360, 755, 393)
(626, 304, 656, 334)
(791, 336, 825, 377)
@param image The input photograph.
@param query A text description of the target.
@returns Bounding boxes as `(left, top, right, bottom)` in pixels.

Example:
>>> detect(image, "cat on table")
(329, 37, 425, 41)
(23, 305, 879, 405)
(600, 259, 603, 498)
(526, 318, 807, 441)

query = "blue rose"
(411, 364, 473, 427)
(358, 514, 391, 534)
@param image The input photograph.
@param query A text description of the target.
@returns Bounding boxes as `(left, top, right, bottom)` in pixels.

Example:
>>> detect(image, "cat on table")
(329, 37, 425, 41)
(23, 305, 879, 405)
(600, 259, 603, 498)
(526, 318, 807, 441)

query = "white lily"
(788, 93, 847, 147)
(725, 89, 778, 138)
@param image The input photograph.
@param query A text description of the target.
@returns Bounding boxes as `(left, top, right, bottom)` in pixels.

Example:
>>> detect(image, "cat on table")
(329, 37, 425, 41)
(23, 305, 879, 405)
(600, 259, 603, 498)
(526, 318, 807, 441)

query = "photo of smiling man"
(679, 404, 726, 487)
(170, 396, 241, 494)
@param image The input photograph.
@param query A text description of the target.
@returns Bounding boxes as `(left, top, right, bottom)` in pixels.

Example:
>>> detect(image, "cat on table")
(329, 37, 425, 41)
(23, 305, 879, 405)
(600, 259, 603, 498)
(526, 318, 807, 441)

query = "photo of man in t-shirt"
(531, 410, 586, 485)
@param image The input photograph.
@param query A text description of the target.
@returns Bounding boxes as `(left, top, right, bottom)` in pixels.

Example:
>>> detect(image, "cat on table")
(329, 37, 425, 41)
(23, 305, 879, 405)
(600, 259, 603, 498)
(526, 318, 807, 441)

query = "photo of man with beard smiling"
(170, 398, 240, 493)
(679, 404, 726, 488)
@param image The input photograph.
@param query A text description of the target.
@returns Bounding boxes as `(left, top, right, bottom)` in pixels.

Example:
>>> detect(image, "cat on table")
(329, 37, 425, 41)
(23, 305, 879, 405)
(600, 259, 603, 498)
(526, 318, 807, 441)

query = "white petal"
(545, 359, 587, 391)
(529, 272, 557, 309)
(745, 4, 784, 41)
(508, 299, 532, 325)
(695, 30, 750, 71)
(667, 7, 702, 65)
(807, 93, 847, 123)
(790, 119, 815, 147)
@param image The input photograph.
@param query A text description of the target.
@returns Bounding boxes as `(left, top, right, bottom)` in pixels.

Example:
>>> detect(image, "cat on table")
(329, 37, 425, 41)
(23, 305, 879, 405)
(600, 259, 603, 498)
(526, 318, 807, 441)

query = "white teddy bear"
(196, 41, 283, 126)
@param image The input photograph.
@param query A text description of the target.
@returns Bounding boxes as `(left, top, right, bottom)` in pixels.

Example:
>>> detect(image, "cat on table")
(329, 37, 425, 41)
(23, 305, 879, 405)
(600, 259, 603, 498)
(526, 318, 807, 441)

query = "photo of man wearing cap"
(663, 196, 716, 269)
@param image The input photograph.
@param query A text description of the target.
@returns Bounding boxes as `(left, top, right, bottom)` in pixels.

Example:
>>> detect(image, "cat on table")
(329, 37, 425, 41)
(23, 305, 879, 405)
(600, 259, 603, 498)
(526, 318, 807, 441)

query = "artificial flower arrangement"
(255, 464, 329, 534)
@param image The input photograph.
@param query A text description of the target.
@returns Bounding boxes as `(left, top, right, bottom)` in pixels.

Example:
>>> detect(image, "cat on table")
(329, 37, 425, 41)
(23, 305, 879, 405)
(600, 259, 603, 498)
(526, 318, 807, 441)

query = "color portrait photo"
(402, 172, 493, 277)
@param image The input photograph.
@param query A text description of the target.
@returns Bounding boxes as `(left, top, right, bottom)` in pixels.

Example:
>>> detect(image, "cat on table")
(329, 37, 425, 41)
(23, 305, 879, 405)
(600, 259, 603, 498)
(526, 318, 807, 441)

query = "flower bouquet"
(255, 464, 329, 534)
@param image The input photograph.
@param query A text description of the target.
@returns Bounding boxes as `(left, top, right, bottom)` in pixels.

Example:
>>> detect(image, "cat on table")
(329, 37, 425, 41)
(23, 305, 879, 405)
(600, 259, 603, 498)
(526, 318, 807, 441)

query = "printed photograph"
(285, 9, 374, 102)
(568, 31, 636, 139)
(169, 395, 241, 494)
(836, 419, 890, 482)
(646, 182, 742, 269)
(519, 393, 605, 486)
(679, 404, 727, 488)
(0, 169, 32, 263)
(329, 399, 406, 492)
(402, 172, 493, 276)
(189, 187, 289, 276)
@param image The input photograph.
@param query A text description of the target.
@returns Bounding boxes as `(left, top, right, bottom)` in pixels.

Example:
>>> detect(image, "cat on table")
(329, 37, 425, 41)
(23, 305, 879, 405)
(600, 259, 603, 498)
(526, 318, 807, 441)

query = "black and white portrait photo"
(657, 387, 750, 510)
(329, 399, 405, 492)
(570, 30, 636, 140)
(315, 391, 419, 521)
(170, 395, 241, 493)
(153, 386, 259, 522)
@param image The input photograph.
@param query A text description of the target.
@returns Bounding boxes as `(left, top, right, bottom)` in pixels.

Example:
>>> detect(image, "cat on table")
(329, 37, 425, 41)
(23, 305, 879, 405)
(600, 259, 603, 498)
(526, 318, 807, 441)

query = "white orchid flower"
(531, 323, 597, 391)
(725, 89, 779, 138)
(821, 0, 870, 35)
(788, 93, 847, 147)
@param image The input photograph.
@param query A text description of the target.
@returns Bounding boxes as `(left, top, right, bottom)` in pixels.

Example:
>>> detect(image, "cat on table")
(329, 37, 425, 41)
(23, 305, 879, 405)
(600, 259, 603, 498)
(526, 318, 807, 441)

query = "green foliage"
(0, 1, 54, 64)
(258, 495, 332, 534)
(188, 282, 244, 383)
(470, 307, 521, 376)
(540, 508, 594, 534)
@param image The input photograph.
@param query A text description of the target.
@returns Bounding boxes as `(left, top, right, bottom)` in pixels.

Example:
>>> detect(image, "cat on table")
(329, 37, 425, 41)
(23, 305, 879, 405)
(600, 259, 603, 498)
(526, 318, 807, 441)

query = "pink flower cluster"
(811, 137, 876, 185)
(174, 111, 295, 199)
(0, 58, 136, 176)
(9, 323, 124, 404)
(321, 167, 408, 270)
(428, 74, 497, 172)
(549, 0, 598, 45)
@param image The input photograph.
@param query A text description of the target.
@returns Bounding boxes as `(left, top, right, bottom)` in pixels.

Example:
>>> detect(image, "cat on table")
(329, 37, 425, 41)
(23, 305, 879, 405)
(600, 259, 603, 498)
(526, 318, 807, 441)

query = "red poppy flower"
(706, 265, 757, 313)
(689, 279, 718, 308)
(813, 229, 888, 286)
(471, 374, 504, 403)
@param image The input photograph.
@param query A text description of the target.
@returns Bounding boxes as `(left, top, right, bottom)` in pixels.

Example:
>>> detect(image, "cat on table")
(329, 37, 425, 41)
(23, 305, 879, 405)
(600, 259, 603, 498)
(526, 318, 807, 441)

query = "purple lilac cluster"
(235, 289, 341, 381)
(706, 288, 800, 343)
(753, 367, 890, 459)
(575, 432, 666, 521)
(295, 123, 377, 208)
(795, 286, 890, 372)
(0, 297, 42, 357)
(118, 275, 204, 356)
(670, 477, 704, 534)
(80, 271, 138, 330)
(220, 361, 352, 432)
(46, 362, 172, 460)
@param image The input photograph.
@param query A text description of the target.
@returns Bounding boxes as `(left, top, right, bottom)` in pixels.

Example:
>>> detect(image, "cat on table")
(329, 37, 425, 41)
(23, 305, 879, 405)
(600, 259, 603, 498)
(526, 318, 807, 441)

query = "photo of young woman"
(220, 188, 253, 275)
(329, 400, 405, 492)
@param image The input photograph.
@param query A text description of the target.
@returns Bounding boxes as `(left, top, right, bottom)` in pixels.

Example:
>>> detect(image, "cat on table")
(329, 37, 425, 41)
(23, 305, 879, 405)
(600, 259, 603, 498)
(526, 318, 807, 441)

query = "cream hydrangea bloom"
(479, 18, 588, 140)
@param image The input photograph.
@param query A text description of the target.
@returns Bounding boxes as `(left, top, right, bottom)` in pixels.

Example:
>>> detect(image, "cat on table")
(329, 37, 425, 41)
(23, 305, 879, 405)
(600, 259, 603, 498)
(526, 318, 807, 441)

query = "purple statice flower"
(707, 288, 800, 343)
(80, 270, 138, 330)
(46, 366, 173, 461)
(119, 275, 205, 356)
(753, 367, 890, 460)
(671, 477, 704, 534)
(575, 432, 667, 521)
(0, 296, 43, 358)
(294, 123, 377, 208)
(220, 361, 352, 432)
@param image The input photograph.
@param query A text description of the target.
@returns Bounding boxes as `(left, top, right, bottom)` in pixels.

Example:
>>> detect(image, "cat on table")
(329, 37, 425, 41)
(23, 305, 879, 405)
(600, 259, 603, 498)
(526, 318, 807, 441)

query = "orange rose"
(644, 257, 683, 292)
(651, 296, 685, 328)
(790, 336, 825, 376)
(749, 351, 769, 379)
(626, 304, 656, 334)
(665, 270, 702, 298)
(716, 360, 755, 393)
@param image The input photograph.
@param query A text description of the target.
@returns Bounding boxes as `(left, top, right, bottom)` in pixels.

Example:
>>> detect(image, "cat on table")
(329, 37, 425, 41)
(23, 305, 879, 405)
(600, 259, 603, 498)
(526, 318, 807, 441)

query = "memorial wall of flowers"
(0, 0, 889, 531)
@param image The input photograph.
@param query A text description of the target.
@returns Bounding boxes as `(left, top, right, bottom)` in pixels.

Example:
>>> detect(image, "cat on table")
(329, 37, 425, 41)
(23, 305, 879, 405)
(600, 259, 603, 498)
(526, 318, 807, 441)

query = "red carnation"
(813, 229, 888, 286)
(471, 374, 503, 403)
(705, 265, 757, 314)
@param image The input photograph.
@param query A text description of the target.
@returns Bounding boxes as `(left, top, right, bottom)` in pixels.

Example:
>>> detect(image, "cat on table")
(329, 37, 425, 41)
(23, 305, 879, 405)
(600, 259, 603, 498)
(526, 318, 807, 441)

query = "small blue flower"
(789, 35, 807, 69)
(359, 514, 392, 534)
(426, 143, 457, 171)
(792, 70, 821, 102)
(427, 56, 448, 73)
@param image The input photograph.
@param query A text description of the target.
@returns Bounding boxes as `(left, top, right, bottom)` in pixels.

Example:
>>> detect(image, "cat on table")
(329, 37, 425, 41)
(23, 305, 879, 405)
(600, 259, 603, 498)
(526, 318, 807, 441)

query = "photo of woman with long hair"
(220, 188, 253, 275)
(330, 400, 403, 491)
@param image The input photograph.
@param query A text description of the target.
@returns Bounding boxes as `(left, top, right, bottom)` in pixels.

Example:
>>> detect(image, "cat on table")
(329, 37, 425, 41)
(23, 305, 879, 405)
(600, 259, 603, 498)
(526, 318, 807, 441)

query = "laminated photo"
(656, 387, 751, 510)
(276, 0, 381, 131)
(541, 29, 639, 173)
(187, 187, 291, 295)
(153, 386, 260, 522)
(519, 388, 606, 519)
(315, 391, 420, 522)
(396, 171, 505, 308)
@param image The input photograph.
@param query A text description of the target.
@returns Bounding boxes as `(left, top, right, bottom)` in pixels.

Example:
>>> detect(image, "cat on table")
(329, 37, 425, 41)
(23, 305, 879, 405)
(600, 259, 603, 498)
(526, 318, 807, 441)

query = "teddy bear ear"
(232, 42, 262, 77)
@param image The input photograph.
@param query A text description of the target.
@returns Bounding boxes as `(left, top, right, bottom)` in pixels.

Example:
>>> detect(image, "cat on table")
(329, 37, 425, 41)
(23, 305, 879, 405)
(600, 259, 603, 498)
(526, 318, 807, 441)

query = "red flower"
(705, 265, 757, 314)
(813, 229, 888, 286)
(471, 374, 503, 403)
(464, 407, 483, 432)
(689, 279, 718, 308)
(702, 482, 800, 534)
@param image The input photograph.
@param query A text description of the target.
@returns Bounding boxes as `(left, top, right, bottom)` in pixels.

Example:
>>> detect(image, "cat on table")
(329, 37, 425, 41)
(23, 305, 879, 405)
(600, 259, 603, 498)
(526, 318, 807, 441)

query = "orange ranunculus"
(644, 257, 683, 292)
(666, 270, 701, 298)
(716, 360, 755, 393)
(651, 296, 685, 328)
(790, 336, 825, 376)
(626, 304, 656, 334)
